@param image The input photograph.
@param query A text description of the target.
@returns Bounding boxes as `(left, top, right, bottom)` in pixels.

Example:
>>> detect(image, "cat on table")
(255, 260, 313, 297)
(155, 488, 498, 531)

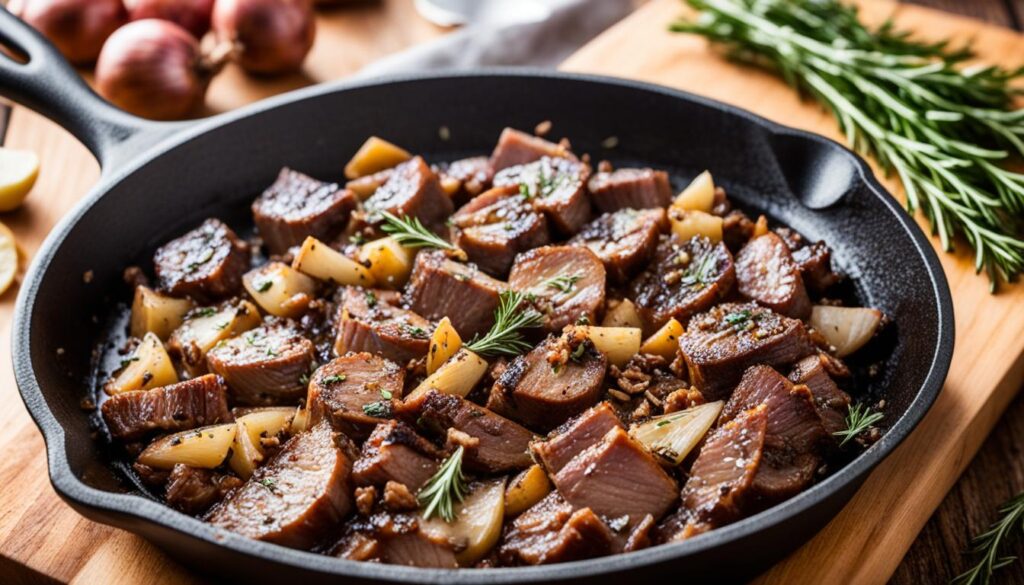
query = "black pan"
(1, 7, 954, 584)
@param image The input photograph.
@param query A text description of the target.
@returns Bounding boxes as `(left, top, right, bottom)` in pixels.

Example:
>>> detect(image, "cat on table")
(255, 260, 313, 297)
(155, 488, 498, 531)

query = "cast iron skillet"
(0, 7, 954, 584)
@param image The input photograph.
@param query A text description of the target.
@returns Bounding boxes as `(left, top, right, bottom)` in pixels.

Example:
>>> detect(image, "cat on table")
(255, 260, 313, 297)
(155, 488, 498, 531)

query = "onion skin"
(212, 0, 316, 75)
(11, 0, 127, 65)
(124, 0, 216, 39)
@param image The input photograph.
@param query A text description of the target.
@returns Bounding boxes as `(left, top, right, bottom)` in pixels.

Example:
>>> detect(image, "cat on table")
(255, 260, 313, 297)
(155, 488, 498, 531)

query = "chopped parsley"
(570, 343, 587, 362)
(724, 309, 752, 326)
(403, 324, 428, 339)
(363, 400, 391, 418)
(119, 356, 140, 369)
(259, 477, 278, 493)
(193, 307, 217, 319)
(380, 389, 393, 400)
(321, 374, 347, 385)
(540, 272, 582, 294)
(256, 279, 274, 293)
(365, 290, 378, 308)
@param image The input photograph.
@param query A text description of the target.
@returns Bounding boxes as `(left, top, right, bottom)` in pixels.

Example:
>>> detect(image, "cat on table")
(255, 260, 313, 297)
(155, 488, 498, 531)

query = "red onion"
(10, 0, 126, 65)
(124, 0, 216, 39)
(212, 0, 316, 75)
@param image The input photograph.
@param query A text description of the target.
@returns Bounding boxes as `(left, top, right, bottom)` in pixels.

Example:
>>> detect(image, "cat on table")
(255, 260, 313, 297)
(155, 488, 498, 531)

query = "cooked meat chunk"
(451, 186, 551, 277)
(398, 390, 535, 473)
(352, 421, 441, 491)
(335, 512, 458, 568)
(792, 241, 840, 292)
(405, 251, 505, 339)
(165, 464, 243, 515)
(629, 235, 736, 333)
(721, 209, 755, 253)
(488, 336, 607, 431)
(489, 127, 576, 174)
(788, 355, 851, 437)
(154, 218, 250, 301)
(498, 492, 614, 566)
(735, 233, 811, 319)
(436, 155, 492, 205)
(493, 157, 591, 235)
(307, 352, 405, 440)
(101, 374, 232, 441)
(570, 208, 665, 284)
(722, 366, 827, 503)
(334, 288, 432, 364)
(363, 156, 453, 235)
(680, 302, 816, 400)
(587, 168, 672, 213)
(345, 168, 393, 200)
(508, 245, 606, 332)
(252, 168, 357, 255)
(208, 421, 356, 550)
(531, 402, 623, 475)
(206, 321, 315, 406)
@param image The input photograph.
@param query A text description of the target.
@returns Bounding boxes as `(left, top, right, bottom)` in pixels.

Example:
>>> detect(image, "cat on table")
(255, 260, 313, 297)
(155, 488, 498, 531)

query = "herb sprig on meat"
(417, 445, 468, 522)
(834, 402, 883, 447)
(465, 290, 544, 357)
(379, 211, 467, 259)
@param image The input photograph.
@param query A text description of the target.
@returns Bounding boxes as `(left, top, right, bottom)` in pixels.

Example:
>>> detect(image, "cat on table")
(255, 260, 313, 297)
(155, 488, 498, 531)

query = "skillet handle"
(0, 6, 187, 171)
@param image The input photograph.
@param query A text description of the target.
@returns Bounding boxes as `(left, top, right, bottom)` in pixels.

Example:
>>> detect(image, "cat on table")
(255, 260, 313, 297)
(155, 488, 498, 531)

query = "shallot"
(212, 0, 316, 75)
(10, 0, 126, 64)
(124, 0, 216, 39)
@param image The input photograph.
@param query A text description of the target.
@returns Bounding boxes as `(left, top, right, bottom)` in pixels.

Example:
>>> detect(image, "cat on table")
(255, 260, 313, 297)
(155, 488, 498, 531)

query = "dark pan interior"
(14, 72, 953, 584)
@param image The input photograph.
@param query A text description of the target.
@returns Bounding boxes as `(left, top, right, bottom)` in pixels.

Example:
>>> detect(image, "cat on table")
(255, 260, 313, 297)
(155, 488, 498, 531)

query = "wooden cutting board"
(0, 0, 1022, 583)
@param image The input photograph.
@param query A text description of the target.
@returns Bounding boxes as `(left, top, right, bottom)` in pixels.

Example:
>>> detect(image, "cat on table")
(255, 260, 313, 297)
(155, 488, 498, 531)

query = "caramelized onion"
(124, 0, 216, 39)
(212, 0, 316, 75)
(10, 0, 126, 64)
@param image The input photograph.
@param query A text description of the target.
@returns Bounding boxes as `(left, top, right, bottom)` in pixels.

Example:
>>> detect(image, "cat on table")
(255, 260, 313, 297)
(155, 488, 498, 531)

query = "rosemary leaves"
(464, 290, 544, 357)
(417, 445, 468, 522)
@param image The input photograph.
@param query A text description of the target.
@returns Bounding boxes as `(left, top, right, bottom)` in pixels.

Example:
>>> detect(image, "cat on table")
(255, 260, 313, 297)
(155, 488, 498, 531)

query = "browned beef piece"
(352, 421, 441, 491)
(587, 168, 672, 213)
(436, 156, 492, 205)
(721, 209, 755, 252)
(154, 218, 250, 301)
(206, 321, 315, 406)
(489, 127, 576, 174)
(735, 233, 812, 319)
(508, 245, 606, 332)
(488, 336, 607, 431)
(208, 421, 356, 549)
(405, 251, 505, 339)
(363, 156, 454, 235)
(792, 241, 840, 292)
(788, 355, 851, 437)
(164, 464, 243, 515)
(398, 390, 534, 473)
(133, 462, 171, 487)
(629, 235, 736, 333)
(531, 402, 622, 475)
(345, 168, 393, 200)
(451, 186, 551, 277)
(334, 288, 432, 364)
(680, 302, 816, 400)
(498, 492, 614, 566)
(335, 512, 458, 568)
(307, 352, 405, 440)
(569, 208, 665, 284)
(493, 157, 591, 235)
(101, 374, 232, 441)
(773, 226, 805, 250)
(722, 365, 827, 503)
(252, 168, 357, 255)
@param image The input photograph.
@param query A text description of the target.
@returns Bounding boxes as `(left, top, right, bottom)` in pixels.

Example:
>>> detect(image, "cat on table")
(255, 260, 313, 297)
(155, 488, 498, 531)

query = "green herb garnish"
(256, 279, 273, 293)
(380, 389, 393, 400)
(540, 272, 582, 294)
(364, 290, 377, 308)
(417, 445, 468, 522)
(953, 491, 1024, 585)
(834, 403, 883, 447)
(321, 374, 347, 385)
(570, 343, 587, 362)
(379, 211, 465, 257)
(465, 290, 544, 357)
(259, 477, 278, 493)
(193, 307, 217, 319)
(362, 400, 391, 418)
(403, 324, 428, 338)
(119, 356, 140, 369)
(679, 249, 717, 287)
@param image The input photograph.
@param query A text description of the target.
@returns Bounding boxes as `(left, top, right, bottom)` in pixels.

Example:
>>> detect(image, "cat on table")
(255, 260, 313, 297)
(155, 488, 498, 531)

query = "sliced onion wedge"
(810, 305, 883, 357)
(630, 401, 723, 466)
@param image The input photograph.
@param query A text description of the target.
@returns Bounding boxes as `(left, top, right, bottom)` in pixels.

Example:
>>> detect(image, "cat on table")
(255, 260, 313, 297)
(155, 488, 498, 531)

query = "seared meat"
(451, 186, 551, 277)
(498, 492, 614, 566)
(206, 321, 315, 406)
(101, 374, 232, 440)
(721, 209, 755, 253)
(788, 355, 851, 437)
(308, 352, 405, 440)
(154, 218, 250, 301)
(208, 421, 356, 550)
(334, 288, 432, 364)
(531, 402, 622, 475)
(489, 127, 576, 174)
(570, 208, 665, 284)
(405, 251, 505, 339)
(508, 245, 606, 332)
(493, 157, 591, 235)
(792, 241, 840, 292)
(336, 512, 458, 568)
(629, 235, 736, 333)
(363, 156, 454, 236)
(436, 156, 492, 206)
(352, 421, 441, 492)
(680, 302, 816, 400)
(252, 168, 357, 255)
(735, 233, 811, 319)
(587, 168, 672, 213)
(488, 336, 607, 431)
(165, 464, 242, 515)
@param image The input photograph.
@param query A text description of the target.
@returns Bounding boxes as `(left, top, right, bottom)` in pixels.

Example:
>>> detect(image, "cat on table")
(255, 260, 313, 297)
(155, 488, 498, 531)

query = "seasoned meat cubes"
(307, 352, 405, 440)
(334, 288, 432, 364)
(206, 321, 315, 406)
(101, 374, 232, 440)
(679, 302, 816, 400)
(788, 354, 851, 437)
(352, 421, 440, 491)
(498, 492, 614, 566)
(436, 155, 492, 206)
(154, 218, 250, 301)
(489, 127, 576, 174)
(792, 241, 840, 292)
(629, 235, 736, 333)
(488, 335, 607, 431)
(570, 208, 665, 284)
(165, 464, 243, 515)
(335, 512, 458, 568)
(531, 402, 623, 475)
(735, 233, 811, 319)
(493, 157, 591, 235)
(363, 156, 454, 235)
(508, 245, 606, 333)
(587, 168, 672, 213)
(252, 168, 357, 255)
(451, 186, 551, 277)
(208, 421, 356, 550)
(405, 251, 505, 339)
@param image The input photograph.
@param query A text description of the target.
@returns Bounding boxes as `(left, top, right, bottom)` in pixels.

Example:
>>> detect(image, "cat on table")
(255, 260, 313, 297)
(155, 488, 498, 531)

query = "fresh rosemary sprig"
(465, 290, 544, 357)
(378, 211, 466, 258)
(539, 271, 582, 293)
(953, 491, 1024, 585)
(671, 0, 1024, 290)
(834, 402, 883, 446)
(418, 445, 468, 522)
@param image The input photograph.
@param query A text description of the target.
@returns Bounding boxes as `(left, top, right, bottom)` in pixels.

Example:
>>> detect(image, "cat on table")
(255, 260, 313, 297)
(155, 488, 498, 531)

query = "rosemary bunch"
(953, 491, 1024, 585)
(671, 0, 1024, 290)
(418, 445, 468, 522)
